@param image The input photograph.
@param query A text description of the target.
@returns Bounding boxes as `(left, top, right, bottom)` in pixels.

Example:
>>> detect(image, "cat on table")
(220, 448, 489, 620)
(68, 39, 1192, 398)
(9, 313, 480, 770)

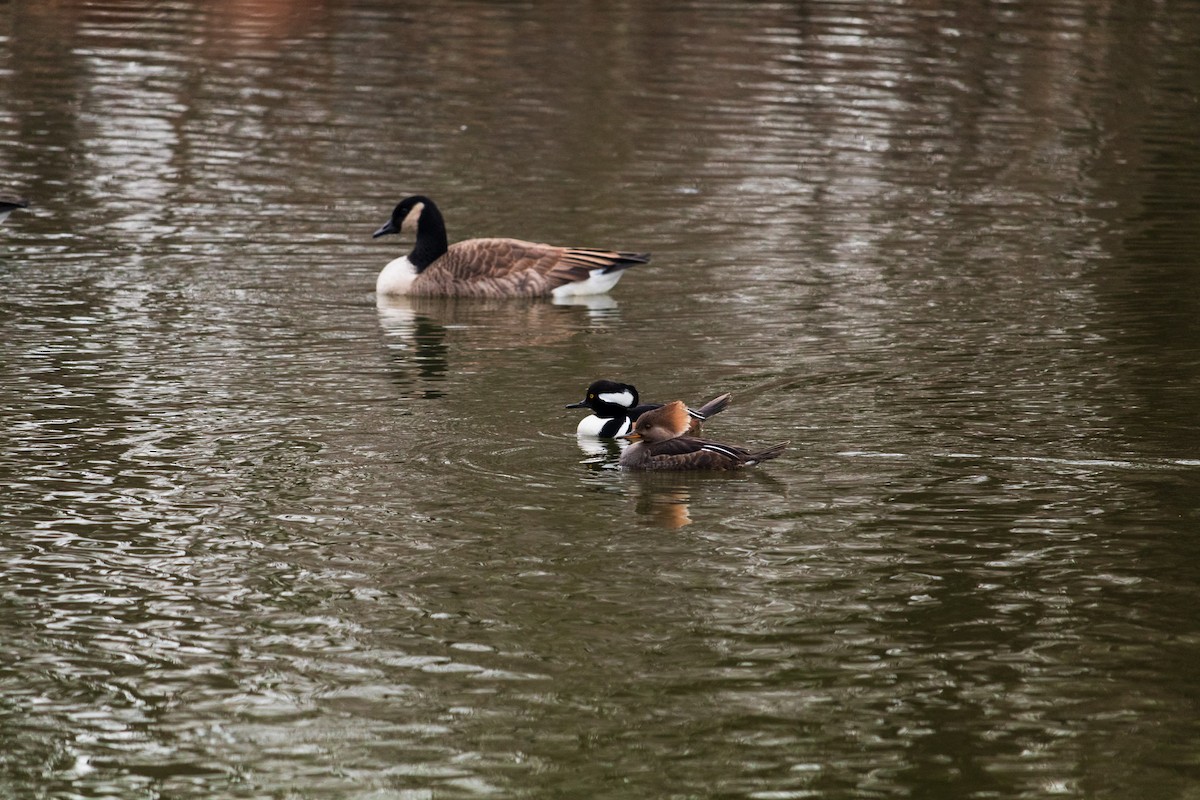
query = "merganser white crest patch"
(598, 390, 635, 407)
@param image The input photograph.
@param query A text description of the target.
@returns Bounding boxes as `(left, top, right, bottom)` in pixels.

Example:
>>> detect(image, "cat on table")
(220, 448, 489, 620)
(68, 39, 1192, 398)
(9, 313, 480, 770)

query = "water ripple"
(4, 1, 1200, 798)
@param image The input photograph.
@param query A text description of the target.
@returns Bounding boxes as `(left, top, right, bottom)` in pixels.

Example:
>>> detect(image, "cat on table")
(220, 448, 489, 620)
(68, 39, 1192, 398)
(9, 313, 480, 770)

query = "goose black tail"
(601, 252, 652, 274)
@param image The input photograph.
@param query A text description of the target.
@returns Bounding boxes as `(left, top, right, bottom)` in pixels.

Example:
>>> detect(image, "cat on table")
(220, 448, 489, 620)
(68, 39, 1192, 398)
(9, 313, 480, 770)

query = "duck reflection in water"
(628, 473, 695, 529)
(622, 467, 788, 530)
(575, 433, 627, 460)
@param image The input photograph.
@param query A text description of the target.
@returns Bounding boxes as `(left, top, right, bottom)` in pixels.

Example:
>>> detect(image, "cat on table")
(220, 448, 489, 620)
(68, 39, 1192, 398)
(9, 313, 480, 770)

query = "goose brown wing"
(420, 239, 645, 297)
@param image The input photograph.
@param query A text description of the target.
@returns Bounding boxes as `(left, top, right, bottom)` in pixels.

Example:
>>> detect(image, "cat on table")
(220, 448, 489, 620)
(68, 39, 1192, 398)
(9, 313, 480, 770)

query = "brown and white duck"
(618, 401, 786, 471)
(372, 196, 650, 298)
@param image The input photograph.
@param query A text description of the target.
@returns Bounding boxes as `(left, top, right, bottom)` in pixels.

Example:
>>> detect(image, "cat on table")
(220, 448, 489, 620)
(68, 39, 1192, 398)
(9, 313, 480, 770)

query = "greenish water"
(3, 1, 1200, 797)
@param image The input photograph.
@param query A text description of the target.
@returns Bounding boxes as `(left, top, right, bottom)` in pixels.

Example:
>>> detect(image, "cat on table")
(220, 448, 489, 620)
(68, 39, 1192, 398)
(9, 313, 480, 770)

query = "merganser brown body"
(618, 401, 786, 471)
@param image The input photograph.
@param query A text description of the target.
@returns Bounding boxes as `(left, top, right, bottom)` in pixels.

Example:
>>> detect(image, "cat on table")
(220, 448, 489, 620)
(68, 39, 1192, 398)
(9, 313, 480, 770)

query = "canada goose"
(372, 195, 649, 298)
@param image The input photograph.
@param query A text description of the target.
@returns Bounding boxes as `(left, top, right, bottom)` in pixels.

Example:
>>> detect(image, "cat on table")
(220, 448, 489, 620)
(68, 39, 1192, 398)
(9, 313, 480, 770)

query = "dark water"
(3, 1, 1200, 797)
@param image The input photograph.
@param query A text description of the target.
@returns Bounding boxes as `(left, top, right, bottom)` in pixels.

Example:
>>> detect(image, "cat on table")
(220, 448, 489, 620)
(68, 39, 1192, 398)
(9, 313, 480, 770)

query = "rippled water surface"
(3, 1, 1200, 798)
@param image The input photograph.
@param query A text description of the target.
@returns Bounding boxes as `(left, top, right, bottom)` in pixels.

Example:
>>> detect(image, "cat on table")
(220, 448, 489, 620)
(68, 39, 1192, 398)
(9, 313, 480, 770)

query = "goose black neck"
(408, 200, 449, 271)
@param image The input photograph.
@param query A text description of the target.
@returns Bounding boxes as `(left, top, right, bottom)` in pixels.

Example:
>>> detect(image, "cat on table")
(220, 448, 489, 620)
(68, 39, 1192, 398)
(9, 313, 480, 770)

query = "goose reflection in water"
(375, 293, 622, 400)
(377, 292, 619, 346)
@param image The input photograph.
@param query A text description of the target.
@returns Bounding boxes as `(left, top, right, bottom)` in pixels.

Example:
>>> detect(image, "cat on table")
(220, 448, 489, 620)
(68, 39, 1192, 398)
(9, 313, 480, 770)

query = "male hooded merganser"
(372, 196, 650, 298)
(618, 401, 787, 471)
(0, 196, 28, 224)
(566, 379, 731, 438)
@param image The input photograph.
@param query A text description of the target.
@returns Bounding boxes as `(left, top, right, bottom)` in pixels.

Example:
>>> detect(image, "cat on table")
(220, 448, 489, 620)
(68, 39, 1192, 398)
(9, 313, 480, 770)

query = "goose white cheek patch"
(401, 202, 424, 232)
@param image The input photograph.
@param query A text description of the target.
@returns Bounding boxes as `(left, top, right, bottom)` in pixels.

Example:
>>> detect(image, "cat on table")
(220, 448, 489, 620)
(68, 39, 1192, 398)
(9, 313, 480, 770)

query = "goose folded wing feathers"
(421, 239, 584, 296)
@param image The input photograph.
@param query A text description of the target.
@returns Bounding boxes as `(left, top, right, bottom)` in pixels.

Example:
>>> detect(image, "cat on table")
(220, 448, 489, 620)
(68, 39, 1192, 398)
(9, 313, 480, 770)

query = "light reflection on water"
(3, 0, 1200, 798)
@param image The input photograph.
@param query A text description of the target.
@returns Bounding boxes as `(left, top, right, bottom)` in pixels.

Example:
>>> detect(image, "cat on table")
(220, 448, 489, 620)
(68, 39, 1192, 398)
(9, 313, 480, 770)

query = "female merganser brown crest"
(619, 401, 787, 471)
(372, 196, 650, 298)
(566, 379, 731, 438)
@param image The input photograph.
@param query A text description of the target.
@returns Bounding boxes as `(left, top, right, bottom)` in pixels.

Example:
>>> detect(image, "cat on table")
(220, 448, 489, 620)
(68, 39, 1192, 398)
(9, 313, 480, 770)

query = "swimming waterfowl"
(566, 379, 730, 438)
(0, 196, 28, 224)
(372, 196, 650, 298)
(618, 401, 786, 471)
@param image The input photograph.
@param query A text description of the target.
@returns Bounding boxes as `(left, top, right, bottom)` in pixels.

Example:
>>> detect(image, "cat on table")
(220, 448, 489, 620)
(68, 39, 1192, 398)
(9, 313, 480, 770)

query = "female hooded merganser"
(618, 401, 787, 471)
(566, 379, 731, 438)
(372, 196, 650, 298)
(0, 196, 28, 224)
